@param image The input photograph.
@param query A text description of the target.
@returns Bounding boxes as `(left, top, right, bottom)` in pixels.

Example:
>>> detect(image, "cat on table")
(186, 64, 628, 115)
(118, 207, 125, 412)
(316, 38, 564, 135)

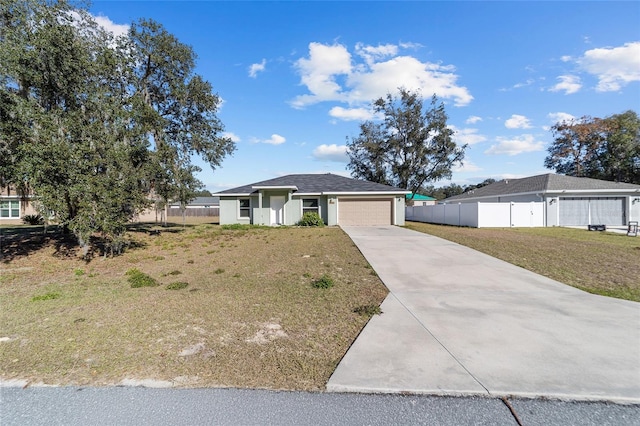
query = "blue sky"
(91, 1, 640, 193)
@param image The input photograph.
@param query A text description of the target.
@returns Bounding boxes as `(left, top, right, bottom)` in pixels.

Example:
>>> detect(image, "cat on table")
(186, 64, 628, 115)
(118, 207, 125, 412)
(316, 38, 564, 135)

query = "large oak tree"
(0, 0, 234, 255)
(544, 111, 640, 184)
(346, 88, 466, 197)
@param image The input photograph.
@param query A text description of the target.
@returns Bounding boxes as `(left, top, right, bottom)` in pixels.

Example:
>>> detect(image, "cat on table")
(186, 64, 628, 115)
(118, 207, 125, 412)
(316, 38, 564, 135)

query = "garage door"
(559, 197, 625, 226)
(338, 198, 393, 226)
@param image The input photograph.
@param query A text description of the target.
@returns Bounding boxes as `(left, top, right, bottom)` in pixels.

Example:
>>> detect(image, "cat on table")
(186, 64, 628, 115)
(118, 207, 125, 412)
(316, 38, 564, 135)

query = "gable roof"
(444, 173, 640, 202)
(169, 197, 219, 207)
(215, 174, 409, 195)
(406, 194, 437, 201)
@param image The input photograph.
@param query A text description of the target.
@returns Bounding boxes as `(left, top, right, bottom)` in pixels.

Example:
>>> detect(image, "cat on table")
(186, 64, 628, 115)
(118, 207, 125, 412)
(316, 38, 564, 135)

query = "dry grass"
(405, 222, 640, 302)
(0, 223, 387, 390)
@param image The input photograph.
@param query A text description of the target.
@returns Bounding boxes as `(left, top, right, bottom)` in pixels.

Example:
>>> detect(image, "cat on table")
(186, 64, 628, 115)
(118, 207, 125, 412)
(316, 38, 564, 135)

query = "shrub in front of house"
(297, 212, 325, 227)
(22, 214, 44, 225)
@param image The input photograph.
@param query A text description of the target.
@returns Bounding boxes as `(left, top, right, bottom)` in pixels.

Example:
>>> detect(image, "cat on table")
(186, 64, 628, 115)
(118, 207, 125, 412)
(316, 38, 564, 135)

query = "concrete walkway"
(327, 226, 640, 403)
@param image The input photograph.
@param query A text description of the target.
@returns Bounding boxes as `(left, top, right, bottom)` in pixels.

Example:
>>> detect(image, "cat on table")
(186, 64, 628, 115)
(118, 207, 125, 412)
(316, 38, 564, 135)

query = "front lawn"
(405, 222, 640, 302)
(0, 224, 387, 390)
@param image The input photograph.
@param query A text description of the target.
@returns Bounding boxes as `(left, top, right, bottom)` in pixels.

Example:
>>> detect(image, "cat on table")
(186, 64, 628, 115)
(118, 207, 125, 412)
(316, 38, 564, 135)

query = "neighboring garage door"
(559, 197, 625, 226)
(338, 198, 393, 226)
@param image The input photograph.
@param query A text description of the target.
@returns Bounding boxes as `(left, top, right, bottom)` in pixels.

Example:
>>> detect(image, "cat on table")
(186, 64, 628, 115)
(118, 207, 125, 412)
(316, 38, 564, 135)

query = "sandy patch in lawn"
(246, 321, 288, 345)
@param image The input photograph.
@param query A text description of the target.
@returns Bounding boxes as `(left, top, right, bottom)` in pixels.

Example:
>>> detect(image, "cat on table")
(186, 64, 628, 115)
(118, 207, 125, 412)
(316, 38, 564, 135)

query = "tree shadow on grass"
(0, 225, 146, 263)
(127, 222, 201, 235)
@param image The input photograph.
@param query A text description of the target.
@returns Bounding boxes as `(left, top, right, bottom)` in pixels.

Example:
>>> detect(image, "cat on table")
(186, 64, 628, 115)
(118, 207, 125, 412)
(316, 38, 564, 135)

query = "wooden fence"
(167, 207, 219, 217)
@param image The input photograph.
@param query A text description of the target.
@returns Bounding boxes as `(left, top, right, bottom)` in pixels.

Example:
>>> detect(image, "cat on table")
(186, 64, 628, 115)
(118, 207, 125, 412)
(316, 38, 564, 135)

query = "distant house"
(440, 173, 640, 227)
(215, 174, 409, 226)
(167, 197, 220, 218)
(168, 197, 220, 209)
(0, 187, 37, 225)
(406, 194, 437, 206)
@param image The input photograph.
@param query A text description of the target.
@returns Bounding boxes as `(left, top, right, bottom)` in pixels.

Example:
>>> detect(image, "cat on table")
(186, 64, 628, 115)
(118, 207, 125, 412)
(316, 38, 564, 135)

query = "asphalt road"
(1, 386, 639, 426)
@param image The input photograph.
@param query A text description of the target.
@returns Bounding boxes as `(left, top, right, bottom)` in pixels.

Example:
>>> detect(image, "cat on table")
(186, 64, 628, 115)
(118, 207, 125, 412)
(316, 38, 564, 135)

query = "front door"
(270, 196, 285, 225)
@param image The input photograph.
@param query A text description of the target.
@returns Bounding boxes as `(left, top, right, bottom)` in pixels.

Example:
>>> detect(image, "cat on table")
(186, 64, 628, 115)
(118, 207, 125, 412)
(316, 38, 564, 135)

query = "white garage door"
(338, 198, 393, 226)
(559, 197, 625, 226)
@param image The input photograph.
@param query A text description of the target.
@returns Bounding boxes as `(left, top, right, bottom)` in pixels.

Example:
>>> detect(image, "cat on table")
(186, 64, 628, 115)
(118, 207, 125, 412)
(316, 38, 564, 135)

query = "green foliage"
(22, 214, 44, 225)
(221, 224, 268, 230)
(31, 292, 61, 302)
(0, 1, 235, 252)
(214, 268, 225, 274)
(126, 268, 159, 288)
(297, 212, 325, 227)
(347, 89, 466, 193)
(74, 269, 85, 276)
(544, 111, 640, 184)
(353, 304, 382, 317)
(312, 274, 334, 289)
(166, 281, 189, 290)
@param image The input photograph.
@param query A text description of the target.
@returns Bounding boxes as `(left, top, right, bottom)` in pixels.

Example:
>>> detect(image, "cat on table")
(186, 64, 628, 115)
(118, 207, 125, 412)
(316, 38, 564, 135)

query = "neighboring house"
(441, 173, 640, 227)
(0, 186, 37, 225)
(216, 174, 409, 226)
(168, 197, 220, 209)
(406, 194, 437, 206)
(168, 197, 220, 218)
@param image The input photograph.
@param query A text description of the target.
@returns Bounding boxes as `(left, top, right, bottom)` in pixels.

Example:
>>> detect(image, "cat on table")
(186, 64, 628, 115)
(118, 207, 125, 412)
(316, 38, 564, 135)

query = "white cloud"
(547, 112, 575, 124)
(291, 43, 352, 107)
(505, 114, 533, 129)
(465, 115, 482, 124)
(484, 134, 545, 156)
(328, 106, 374, 121)
(291, 42, 473, 110)
(513, 79, 535, 89)
(578, 42, 640, 92)
(449, 126, 487, 145)
(453, 158, 482, 173)
(92, 14, 129, 38)
(549, 75, 582, 94)
(312, 144, 349, 163)
(248, 59, 267, 78)
(560, 55, 572, 62)
(355, 42, 398, 65)
(253, 134, 286, 145)
(222, 132, 241, 143)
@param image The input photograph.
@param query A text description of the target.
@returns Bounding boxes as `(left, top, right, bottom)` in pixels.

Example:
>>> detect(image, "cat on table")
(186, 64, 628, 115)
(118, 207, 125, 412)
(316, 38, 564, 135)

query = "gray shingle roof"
(170, 197, 219, 207)
(445, 173, 640, 201)
(215, 174, 408, 195)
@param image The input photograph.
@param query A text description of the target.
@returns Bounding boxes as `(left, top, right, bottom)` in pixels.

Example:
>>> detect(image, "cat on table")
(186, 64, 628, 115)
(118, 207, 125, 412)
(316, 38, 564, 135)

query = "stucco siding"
(220, 198, 250, 225)
(395, 196, 406, 226)
(630, 196, 640, 222)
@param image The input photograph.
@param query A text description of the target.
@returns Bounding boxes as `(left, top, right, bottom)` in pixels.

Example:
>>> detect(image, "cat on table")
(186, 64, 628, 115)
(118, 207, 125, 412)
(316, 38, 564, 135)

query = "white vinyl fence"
(406, 202, 545, 228)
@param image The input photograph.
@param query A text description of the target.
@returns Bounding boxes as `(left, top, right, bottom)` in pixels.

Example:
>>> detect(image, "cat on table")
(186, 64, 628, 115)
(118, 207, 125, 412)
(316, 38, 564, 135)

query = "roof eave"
(251, 185, 298, 190)
(325, 191, 411, 195)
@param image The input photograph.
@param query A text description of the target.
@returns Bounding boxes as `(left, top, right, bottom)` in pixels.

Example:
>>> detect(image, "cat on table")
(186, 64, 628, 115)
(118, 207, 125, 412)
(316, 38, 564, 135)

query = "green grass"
(126, 268, 159, 288)
(166, 281, 189, 290)
(312, 274, 334, 289)
(406, 222, 640, 301)
(31, 291, 62, 302)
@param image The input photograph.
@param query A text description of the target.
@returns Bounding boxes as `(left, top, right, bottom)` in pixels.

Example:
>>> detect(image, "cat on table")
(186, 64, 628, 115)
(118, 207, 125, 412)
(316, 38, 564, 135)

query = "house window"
(0, 200, 20, 218)
(239, 198, 250, 218)
(302, 198, 319, 215)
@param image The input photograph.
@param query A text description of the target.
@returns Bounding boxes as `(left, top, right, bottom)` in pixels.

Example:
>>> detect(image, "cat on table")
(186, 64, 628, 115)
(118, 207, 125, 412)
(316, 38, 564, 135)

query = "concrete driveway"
(327, 226, 640, 403)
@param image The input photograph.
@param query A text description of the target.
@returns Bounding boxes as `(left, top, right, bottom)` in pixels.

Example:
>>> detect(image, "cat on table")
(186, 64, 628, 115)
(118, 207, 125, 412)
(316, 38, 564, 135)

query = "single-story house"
(441, 173, 640, 227)
(167, 196, 220, 218)
(0, 186, 37, 225)
(215, 174, 410, 226)
(168, 197, 220, 209)
(406, 194, 437, 206)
